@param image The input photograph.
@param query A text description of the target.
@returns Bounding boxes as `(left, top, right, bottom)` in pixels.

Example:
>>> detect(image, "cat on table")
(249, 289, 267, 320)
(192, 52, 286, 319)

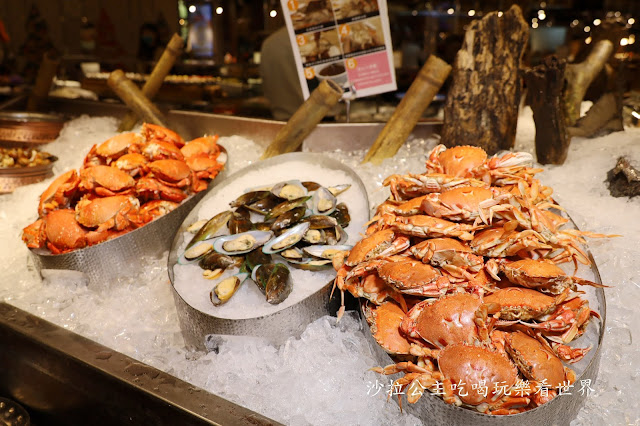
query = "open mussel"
(279, 247, 305, 261)
(286, 258, 333, 271)
(330, 203, 350, 228)
(199, 252, 242, 272)
(213, 230, 273, 255)
(328, 184, 351, 197)
(230, 190, 270, 208)
(311, 187, 336, 215)
(301, 181, 321, 191)
(185, 210, 233, 250)
(265, 196, 311, 221)
(303, 244, 352, 260)
(180, 241, 214, 264)
(251, 263, 292, 304)
(271, 206, 306, 232)
(210, 272, 249, 306)
(270, 180, 308, 201)
(263, 222, 310, 254)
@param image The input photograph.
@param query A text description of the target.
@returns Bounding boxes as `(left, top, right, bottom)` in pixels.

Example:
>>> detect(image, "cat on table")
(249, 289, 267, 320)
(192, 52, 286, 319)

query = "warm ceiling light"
(532, 22, 539, 28)
(468, 10, 475, 16)
(216, 7, 223, 14)
(498, 11, 503, 17)
(585, 36, 592, 44)
(188, 5, 196, 13)
(270, 9, 277, 18)
(629, 18, 636, 25)
(620, 38, 629, 46)
(447, 8, 454, 15)
(593, 19, 601, 26)
(584, 25, 591, 32)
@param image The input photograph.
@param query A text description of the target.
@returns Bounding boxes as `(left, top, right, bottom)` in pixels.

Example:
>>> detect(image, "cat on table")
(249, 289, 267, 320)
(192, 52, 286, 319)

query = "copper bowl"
(0, 156, 57, 194)
(0, 111, 66, 147)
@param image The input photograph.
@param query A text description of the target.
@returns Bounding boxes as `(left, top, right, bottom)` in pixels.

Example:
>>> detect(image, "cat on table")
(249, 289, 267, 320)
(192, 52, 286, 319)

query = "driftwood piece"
(524, 56, 568, 165)
(568, 92, 623, 138)
(363, 55, 451, 165)
(607, 156, 640, 198)
(440, 5, 528, 154)
(107, 70, 167, 127)
(564, 40, 614, 126)
(118, 33, 184, 131)
(260, 79, 342, 160)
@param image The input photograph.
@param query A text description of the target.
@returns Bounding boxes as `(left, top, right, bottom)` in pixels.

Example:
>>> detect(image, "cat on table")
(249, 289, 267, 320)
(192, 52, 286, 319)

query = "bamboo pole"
(118, 33, 184, 131)
(107, 69, 167, 128)
(363, 55, 451, 165)
(26, 51, 60, 112)
(261, 79, 343, 160)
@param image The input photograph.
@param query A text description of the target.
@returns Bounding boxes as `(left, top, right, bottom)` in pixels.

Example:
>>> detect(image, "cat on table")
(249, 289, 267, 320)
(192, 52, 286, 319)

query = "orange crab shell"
(141, 123, 185, 147)
(180, 135, 220, 158)
(501, 259, 567, 287)
(78, 165, 136, 196)
(346, 229, 396, 266)
(483, 287, 559, 321)
(403, 293, 483, 349)
(112, 153, 149, 176)
(75, 195, 140, 232)
(505, 331, 568, 389)
(363, 301, 412, 356)
(95, 132, 141, 159)
(377, 258, 449, 295)
(438, 343, 518, 406)
(433, 145, 488, 177)
(38, 170, 80, 217)
(43, 209, 88, 254)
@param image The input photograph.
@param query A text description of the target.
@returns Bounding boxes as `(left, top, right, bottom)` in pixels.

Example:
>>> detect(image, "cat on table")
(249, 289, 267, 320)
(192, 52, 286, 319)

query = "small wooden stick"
(362, 55, 451, 165)
(261, 79, 342, 160)
(524, 56, 569, 165)
(108, 69, 167, 127)
(563, 40, 614, 126)
(26, 51, 60, 112)
(118, 33, 184, 131)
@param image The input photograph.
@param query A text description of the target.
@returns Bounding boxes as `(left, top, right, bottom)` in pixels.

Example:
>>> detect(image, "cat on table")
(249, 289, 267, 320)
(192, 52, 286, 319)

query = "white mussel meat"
(311, 186, 337, 215)
(263, 222, 310, 254)
(213, 230, 274, 255)
(303, 244, 352, 260)
(270, 180, 309, 201)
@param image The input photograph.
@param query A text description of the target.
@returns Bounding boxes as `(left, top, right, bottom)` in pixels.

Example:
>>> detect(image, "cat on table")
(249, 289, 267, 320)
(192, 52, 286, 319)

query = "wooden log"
(118, 34, 184, 132)
(26, 51, 60, 112)
(260, 79, 342, 160)
(524, 56, 569, 165)
(568, 92, 623, 138)
(564, 40, 614, 126)
(107, 70, 167, 128)
(440, 5, 528, 154)
(362, 55, 451, 165)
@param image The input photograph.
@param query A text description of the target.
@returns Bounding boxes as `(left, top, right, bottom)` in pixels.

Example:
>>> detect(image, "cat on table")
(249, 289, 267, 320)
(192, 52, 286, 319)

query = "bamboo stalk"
(260, 79, 343, 160)
(363, 55, 451, 165)
(118, 34, 184, 131)
(107, 69, 167, 128)
(26, 51, 60, 112)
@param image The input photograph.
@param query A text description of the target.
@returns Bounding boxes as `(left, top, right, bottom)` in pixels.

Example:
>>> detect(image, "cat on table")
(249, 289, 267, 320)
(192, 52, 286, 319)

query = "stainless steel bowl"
(168, 152, 369, 350)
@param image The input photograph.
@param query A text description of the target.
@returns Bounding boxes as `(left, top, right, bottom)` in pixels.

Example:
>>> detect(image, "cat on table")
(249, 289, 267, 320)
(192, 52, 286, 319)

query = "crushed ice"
(1, 110, 639, 425)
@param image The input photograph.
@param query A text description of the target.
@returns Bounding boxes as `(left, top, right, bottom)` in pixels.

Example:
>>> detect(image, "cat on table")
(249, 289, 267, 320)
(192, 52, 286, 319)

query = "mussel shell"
(253, 221, 274, 232)
(187, 219, 208, 234)
(303, 214, 338, 230)
(265, 196, 311, 220)
(245, 194, 281, 215)
(230, 191, 270, 208)
(185, 210, 233, 249)
(234, 205, 251, 220)
(287, 258, 333, 271)
(330, 203, 350, 228)
(270, 180, 308, 201)
(229, 211, 253, 234)
(301, 181, 321, 191)
(328, 184, 351, 197)
(263, 222, 310, 253)
(302, 244, 352, 260)
(213, 230, 274, 255)
(245, 248, 273, 271)
(210, 272, 249, 306)
(311, 187, 337, 215)
(199, 252, 242, 271)
(251, 263, 292, 304)
(271, 206, 306, 232)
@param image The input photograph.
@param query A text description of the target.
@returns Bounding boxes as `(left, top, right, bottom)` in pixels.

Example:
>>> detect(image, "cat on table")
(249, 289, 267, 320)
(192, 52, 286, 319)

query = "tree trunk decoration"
(440, 5, 529, 154)
(524, 56, 569, 165)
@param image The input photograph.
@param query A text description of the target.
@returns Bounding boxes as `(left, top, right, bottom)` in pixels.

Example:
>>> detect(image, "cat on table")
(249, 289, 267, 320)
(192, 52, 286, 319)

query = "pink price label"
(345, 51, 393, 91)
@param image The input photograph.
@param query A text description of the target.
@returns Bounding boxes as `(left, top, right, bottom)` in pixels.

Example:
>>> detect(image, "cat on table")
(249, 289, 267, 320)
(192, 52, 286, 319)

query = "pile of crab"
(331, 144, 613, 415)
(22, 123, 226, 254)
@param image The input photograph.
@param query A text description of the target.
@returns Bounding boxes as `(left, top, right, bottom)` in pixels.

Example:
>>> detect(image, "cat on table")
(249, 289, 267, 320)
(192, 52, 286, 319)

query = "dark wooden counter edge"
(0, 302, 281, 426)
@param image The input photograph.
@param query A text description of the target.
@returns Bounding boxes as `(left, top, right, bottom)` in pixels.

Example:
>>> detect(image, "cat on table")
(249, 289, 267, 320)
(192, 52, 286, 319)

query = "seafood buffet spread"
(330, 144, 612, 415)
(20, 123, 226, 254)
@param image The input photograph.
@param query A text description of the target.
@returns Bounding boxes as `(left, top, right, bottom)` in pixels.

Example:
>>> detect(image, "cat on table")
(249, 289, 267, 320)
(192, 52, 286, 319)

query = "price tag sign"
(280, 0, 396, 99)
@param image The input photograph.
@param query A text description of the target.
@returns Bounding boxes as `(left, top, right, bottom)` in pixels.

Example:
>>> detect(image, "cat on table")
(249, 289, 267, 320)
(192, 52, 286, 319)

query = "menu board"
(281, 0, 397, 99)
